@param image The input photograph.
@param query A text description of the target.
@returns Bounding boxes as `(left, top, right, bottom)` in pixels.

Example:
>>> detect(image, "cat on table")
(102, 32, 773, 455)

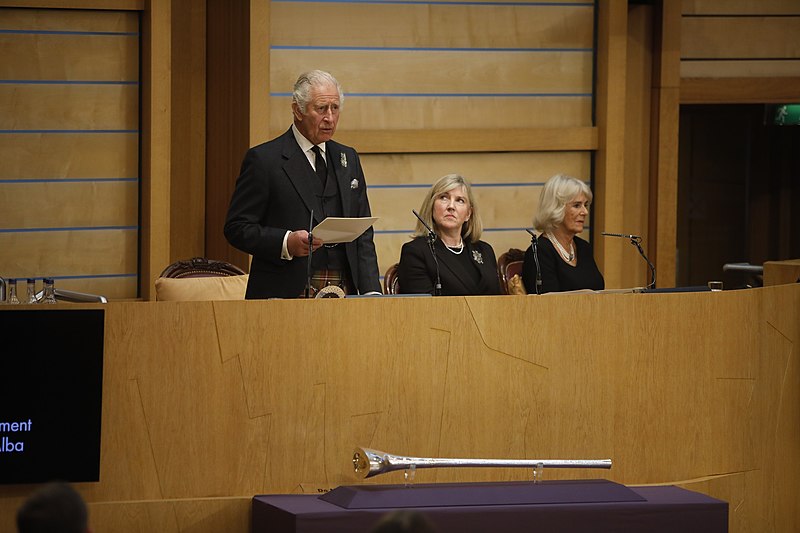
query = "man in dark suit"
(224, 70, 381, 298)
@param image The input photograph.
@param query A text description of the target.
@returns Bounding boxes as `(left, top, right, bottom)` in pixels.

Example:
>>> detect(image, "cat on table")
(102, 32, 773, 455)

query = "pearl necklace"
(443, 239, 464, 255)
(546, 232, 574, 262)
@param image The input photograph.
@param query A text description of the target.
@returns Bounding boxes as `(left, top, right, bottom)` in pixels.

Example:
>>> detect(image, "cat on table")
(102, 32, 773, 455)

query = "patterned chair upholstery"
(159, 257, 246, 278)
(155, 257, 248, 301)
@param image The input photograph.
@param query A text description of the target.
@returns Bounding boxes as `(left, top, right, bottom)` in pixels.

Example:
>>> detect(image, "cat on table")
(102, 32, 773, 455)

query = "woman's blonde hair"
(412, 174, 483, 243)
(533, 174, 593, 233)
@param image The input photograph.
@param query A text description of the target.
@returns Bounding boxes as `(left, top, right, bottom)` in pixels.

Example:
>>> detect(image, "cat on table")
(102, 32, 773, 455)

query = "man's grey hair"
(292, 70, 344, 113)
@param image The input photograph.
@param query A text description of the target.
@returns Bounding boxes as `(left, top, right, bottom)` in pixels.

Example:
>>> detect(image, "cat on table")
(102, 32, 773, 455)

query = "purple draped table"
(252, 479, 728, 533)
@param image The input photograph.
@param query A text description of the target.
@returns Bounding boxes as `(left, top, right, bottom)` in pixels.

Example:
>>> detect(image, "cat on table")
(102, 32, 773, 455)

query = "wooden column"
(205, 0, 252, 270)
(170, 0, 207, 263)
(249, 0, 270, 147)
(648, 0, 681, 289)
(140, 0, 172, 299)
(594, 0, 629, 289)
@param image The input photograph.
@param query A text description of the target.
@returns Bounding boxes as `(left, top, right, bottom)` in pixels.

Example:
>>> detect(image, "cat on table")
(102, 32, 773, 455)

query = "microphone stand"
(631, 237, 656, 290)
(304, 210, 314, 298)
(412, 209, 442, 296)
(525, 229, 542, 295)
(602, 232, 656, 290)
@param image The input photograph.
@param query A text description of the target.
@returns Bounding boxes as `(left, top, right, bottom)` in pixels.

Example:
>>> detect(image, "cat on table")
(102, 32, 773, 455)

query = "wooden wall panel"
(1, 181, 137, 227)
(266, 0, 595, 148)
(0, 229, 138, 299)
(0, 8, 139, 300)
(681, 76, 800, 104)
(681, 59, 800, 78)
(0, 85, 138, 129)
(271, 2, 593, 49)
(0, 133, 137, 178)
(0, 35, 138, 80)
(270, 52, 592, 96)
(0, 5, 138, 31)
(361, 152, 592, 186)
(682, 17, 800, 59)
(682, 0, 800, 15)
(1, 285, 796, 532)
(335, 127, 597, 154)
(2, 0, 142, 8)
(271, 97, 592, 133)
(0, 229, 137, 273)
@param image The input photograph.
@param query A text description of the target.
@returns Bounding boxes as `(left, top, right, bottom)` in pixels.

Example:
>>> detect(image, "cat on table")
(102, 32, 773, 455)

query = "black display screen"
(0, 309, 104, 484)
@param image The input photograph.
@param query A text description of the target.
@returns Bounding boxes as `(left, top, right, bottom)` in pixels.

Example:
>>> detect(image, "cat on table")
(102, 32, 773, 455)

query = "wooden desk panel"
(0, 285, 797, 533)
(764, 259, 800, 287)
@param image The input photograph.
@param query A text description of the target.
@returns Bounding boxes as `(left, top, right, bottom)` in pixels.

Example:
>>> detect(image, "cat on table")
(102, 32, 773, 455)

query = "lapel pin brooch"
(472, 250, 483, 264)
(340, 153, 348, 167)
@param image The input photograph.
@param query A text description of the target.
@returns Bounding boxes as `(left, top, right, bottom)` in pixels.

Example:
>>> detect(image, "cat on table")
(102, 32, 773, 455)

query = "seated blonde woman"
(398, 174, 501, 296)
(523, 174, 604, 293)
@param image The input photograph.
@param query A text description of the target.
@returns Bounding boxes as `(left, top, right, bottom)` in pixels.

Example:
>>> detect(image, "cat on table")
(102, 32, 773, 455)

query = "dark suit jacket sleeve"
(346, 149, 381, 294)
(223, 147, 288, 259)
(480, 242, 502, 295)
(397, 238, 436, 295)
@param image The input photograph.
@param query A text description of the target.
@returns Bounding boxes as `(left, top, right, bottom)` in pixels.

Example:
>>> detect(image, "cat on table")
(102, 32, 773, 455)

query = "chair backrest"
(159, 257, 246, 279)
(496, 248, 526, 295)
(155, 257, 249, 301)
(383, 263, 400, 295)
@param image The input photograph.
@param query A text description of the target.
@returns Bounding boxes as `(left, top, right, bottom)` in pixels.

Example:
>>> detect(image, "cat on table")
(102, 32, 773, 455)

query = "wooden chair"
(496, 248, 526, 295)
(383, 263, 400, 295)
(159, 257, 245, 278)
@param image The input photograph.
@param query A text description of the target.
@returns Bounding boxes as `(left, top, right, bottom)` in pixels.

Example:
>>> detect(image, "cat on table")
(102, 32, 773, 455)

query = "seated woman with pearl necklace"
(398, 174, 501, 296)
(522, 174, 605, 294)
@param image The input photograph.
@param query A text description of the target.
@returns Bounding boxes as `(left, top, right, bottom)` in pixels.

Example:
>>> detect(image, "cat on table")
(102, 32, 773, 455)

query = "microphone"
(304, 210, 314, 298)
(601, 231, 641, 241)
(412, 209, 442, 296)
(602, 231, 656, 289)
(525, 229, 542, 295)
(412, 209, 436, 237)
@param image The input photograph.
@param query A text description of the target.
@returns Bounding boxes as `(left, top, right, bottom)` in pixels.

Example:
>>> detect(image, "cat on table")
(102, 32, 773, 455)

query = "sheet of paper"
(312, 217, 378, 243)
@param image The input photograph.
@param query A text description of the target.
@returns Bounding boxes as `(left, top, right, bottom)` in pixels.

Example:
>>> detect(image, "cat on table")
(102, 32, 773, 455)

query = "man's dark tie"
(311, 145, 327, 186)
